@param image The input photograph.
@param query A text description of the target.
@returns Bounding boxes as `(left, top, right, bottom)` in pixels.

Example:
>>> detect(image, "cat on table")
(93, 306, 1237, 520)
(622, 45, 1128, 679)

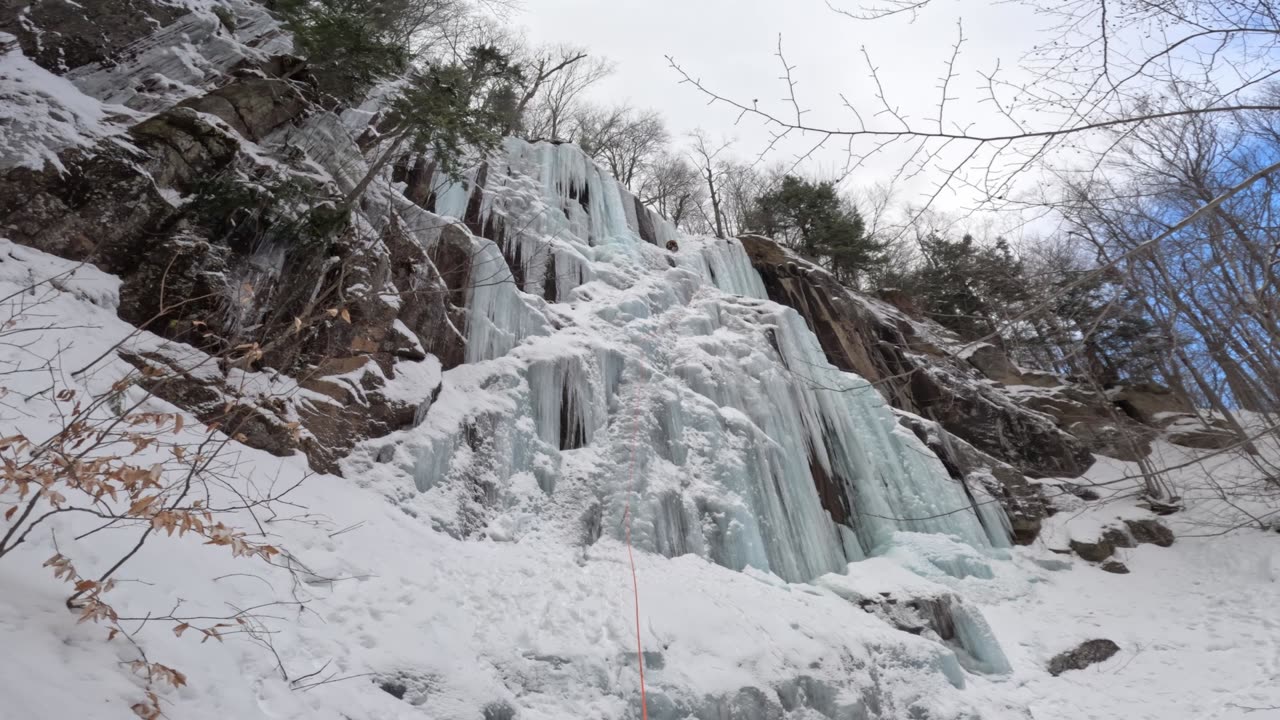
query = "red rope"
(622, 389, 649, 720)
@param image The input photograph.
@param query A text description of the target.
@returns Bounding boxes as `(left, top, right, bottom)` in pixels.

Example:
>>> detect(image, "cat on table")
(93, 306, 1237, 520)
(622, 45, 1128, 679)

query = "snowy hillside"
(0, 1, 1278, 719)
(3, 233, 1278, 719)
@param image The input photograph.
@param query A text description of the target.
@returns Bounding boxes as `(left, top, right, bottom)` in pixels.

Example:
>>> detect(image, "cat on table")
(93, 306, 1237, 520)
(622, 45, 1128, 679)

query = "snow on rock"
(66, 1, 289, 113)
(0, 236, 121, 308)
(1, 10, 1276, 717)
(0, 1, 288, 171)
(0, 33, 128, 170)
(347, 141, 1007, 593)
(0, 239, 1001, 720)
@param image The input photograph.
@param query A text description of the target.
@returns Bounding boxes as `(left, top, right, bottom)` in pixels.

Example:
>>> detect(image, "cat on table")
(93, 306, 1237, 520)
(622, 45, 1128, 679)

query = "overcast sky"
(519, 0, 1051, 232)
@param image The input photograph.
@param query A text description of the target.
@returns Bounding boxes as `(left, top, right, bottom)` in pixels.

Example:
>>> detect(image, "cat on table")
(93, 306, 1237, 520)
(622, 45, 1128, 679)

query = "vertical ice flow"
(402, 138, 1011, 588)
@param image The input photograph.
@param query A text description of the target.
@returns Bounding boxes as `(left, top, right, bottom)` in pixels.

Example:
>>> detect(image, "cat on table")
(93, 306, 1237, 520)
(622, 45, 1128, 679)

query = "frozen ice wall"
(383, 138, 1011, 586)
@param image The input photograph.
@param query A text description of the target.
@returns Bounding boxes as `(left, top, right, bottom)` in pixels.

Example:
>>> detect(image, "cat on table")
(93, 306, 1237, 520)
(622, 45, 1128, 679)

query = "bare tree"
(567, 105, 670, 188)
(635, 153, 705, 228)
(667, 4, 1280, 229)
(518, 48, 614, 140)
(688, 131, 735, 238)
(1057, 104, 1280, 429)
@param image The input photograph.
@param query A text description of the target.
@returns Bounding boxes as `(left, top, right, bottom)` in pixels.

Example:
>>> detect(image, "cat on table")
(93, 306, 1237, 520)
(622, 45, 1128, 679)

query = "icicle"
(396, 138, 1007, 589)
(464, 242, 549, 363)
(694, 237, 769, 299)
(949, 599, 1012, 675)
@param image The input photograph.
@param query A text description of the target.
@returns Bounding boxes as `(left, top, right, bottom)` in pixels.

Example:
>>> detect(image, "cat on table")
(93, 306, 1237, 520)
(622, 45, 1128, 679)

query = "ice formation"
(379, 139, 1011, 585)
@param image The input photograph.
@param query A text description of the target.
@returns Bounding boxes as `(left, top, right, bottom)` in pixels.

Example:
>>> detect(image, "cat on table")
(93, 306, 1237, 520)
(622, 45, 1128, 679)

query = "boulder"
(1100, 560, 1130, 574)
(1069, 538, 1115, 563)
(1113, 382, 1193, 425)
(965, 343, 1022, 384)
(1047, 639, 1121, 676)
(1167, 424, 1238, 450)
(1069, 526, 1136, 563)
(1124, 518, 1175, 547)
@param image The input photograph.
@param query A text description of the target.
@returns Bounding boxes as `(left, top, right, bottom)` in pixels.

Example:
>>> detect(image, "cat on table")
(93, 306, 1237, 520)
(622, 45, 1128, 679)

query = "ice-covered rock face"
(363, 139, 1010, 584)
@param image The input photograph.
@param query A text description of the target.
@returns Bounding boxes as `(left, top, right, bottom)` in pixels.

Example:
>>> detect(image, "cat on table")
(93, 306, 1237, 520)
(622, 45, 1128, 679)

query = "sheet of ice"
(68, 1, 289, 112)
(375, 138, 1007, 591)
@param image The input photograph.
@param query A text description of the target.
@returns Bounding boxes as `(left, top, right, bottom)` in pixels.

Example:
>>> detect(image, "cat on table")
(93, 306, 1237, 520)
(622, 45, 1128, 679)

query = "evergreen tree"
(342, 44, 525, 207)
(1034, 265, 1168, 384)
(394, 45, 525, 176)
(750, 175, 883, 286)
(276, 0, 413, 99)
(894, 234, 1031, 341)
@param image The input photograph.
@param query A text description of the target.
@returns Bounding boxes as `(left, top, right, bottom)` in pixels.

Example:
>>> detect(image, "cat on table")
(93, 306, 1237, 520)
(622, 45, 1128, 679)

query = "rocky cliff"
(0, 2, 1213, 717)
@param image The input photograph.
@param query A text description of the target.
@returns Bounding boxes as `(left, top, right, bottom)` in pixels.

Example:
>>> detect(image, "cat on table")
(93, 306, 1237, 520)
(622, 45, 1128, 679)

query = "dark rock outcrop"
(0, 62, 470, 474)
(1069, 538, 1116, 563)
(1100, 559, 1130, 574)
(1, 0, 186, 72)
(1068, 518, 1173, 563)
(1166, 423, 1239, 450)
(1047, 639, 1121, 676)
(1015, 385, 1154, 461)
(896, 411, 1045, 543)
(1124, 518, 1175, 547)
(740, 234, 1094, 481)
(741, 234, 1100, 539)
(177, 77, 311, 143)
(1069, 526, 1135, 563)
(119, 346, 420, 475)
(1113, 383, 1193, 425)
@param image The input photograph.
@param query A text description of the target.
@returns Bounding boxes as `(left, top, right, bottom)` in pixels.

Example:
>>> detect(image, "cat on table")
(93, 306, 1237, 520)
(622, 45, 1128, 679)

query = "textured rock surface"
(0, 60, 466, 474)
(896, 411, 1045, 544)
(1113, 383, 1194, 424)
(1100, 560, 1130, 574)
(1125, 518, 1176, 547)
(1047, 639, 1121, 676)
(740, 234, 1095, 481)
(1069, 526, 1137, 563)
(741, 234, 1103, 538)
(1167, 423, 1239, 450)
(1069, 538, 1116, 563)
(1, 0, 186, 72)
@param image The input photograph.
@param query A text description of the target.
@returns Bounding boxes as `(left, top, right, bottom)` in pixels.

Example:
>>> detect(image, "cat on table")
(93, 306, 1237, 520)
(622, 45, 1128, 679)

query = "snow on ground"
(970, 435, 1280, 720)
(2, 232, 1279, 720)
(0, 240, 992, 719)
(992, 527, 1280, 720)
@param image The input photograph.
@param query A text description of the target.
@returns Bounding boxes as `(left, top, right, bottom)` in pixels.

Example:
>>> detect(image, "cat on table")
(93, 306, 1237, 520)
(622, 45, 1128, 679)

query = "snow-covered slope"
(0, 238, 1006, 719)
(4, 232, 1278, 720)
(0, 2, 1278, 718)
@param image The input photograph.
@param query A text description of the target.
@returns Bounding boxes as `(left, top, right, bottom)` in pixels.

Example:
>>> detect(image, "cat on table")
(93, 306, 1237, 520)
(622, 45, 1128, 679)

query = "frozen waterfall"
(392, 139, 1011, 589)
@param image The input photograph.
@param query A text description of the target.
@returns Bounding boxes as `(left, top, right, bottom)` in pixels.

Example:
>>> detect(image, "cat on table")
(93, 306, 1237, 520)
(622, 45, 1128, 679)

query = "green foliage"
(882, 232, 1164, 382)
(391, 44, 525, 178)
(276, 0, 411, 99)
(884, 234, 1030, 340)
(1036, 267, 1168, 384)
(212, 6, 237, 32)
(750, 175, 883, 285)
(186, 174, 350, 252)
